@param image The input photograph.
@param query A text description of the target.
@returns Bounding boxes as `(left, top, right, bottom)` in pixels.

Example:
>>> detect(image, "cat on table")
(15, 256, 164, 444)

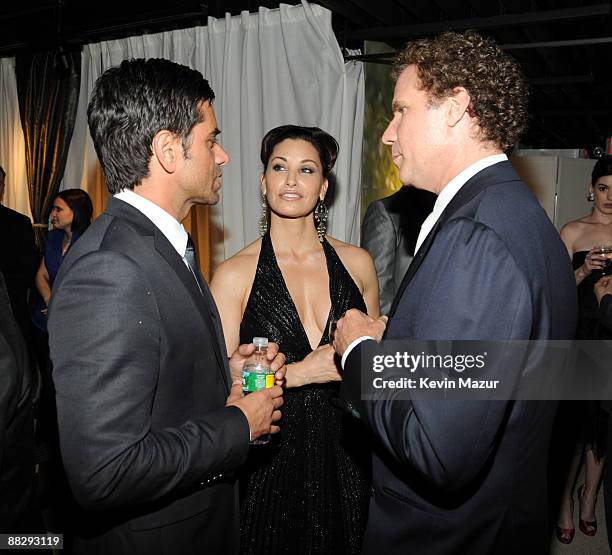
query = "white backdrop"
(61, 1, 364, 264)
(0, 58, 30, 218)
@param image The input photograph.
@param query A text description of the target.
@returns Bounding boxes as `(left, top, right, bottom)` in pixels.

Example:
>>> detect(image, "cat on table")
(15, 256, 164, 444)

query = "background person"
(28, 188, 93, 539)
(594, 274, 612, 554)
(361, 185, 435, 315)
(555, 155, 612, 543)
(0, 271, 37, 533)
(33, 188, 93, 332)
(0, 165, 37, 343)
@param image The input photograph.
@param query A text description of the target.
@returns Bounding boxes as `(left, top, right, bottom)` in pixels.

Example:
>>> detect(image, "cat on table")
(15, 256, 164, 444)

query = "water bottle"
(242, 337, 274, 444)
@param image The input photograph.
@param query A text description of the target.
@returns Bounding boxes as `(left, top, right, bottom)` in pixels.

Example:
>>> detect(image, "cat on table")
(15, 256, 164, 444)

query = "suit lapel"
(387, 161, 520, 319)
(106, 197, 231, 393)
(387, 218, 441, 318)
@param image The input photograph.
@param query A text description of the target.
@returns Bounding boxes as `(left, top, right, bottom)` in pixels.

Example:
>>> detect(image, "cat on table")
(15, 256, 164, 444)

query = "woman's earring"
(587, 191, 595, 202)
(259, 193, 268, 236)
(314, 199, 328, 242)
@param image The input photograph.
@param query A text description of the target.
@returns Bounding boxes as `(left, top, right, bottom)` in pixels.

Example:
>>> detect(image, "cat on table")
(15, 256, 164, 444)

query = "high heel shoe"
(578, 484, 598, 536)
(556, 496, 575, 544)
(555, 525, 575, 544)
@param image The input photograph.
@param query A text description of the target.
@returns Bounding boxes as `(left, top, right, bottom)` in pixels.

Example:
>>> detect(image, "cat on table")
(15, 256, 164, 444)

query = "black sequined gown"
(239, 232, 371, 555)
(572, 252, 612, 456)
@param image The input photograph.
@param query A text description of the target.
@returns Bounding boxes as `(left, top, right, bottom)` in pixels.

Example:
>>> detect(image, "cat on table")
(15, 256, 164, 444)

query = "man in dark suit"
(48, 59, 285, 555)
(0, 271, 36, 531)
(333, 32, 577, 554)
(361, 186, 435, 314)
(0, 166, 38, 341)
(595, 275, 612, 553)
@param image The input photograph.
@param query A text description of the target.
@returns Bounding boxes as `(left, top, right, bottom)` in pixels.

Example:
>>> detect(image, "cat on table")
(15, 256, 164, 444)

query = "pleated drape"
(15, 50, 80, 250)
(62, 2, 364, 275)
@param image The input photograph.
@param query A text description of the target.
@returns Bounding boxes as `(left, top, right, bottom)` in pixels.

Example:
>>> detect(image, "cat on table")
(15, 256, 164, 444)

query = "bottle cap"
(253, 337, 268, 348)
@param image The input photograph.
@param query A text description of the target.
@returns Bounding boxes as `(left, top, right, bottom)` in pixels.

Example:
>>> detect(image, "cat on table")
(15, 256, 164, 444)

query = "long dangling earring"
(587, 191, 595, 202)
(259, 193, 268, 236)
(314, 199, 328, 242)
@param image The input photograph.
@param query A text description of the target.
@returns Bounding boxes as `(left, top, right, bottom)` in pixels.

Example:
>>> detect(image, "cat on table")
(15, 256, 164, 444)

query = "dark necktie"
(184, 234, 219, 321)
(184, 234, 206, 295)
(184, 236, 229, 389)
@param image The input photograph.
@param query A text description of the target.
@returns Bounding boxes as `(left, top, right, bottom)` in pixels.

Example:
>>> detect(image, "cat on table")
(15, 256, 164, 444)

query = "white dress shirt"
(114, 189, 189, 263)
(341, 153, 508, 369)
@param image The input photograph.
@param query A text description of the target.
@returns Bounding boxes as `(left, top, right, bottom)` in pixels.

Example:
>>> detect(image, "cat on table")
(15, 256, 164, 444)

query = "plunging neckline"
(266, 233, 333, 352)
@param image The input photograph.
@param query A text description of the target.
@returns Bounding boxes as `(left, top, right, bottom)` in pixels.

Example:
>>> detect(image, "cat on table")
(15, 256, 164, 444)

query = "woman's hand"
(286, 344, 341, 388)
(228, 341, 286, 386)
(577, 247, 607, 283)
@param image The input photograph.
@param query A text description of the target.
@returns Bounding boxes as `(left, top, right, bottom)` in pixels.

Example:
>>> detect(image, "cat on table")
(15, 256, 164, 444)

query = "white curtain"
(0, 57, 30, 218)
(62, 1, 364, 266)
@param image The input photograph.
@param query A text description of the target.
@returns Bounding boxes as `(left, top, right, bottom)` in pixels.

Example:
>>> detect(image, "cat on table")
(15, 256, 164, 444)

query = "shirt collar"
(413, 153, 507, 255)
(114, 189, 188, 257)
(432, 153, 508, 221)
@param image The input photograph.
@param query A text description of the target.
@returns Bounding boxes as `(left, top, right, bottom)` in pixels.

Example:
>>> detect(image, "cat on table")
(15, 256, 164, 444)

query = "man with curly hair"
(333, 31, 577, 553)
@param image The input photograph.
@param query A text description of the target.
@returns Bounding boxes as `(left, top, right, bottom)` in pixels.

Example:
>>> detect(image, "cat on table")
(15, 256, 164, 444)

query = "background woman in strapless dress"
(555, 155, 612, 544)
(211, 125, 379, 554)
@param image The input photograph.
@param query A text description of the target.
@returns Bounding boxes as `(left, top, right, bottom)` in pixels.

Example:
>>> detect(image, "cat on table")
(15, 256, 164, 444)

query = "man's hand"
(229, 342, 286, 387)
(595, 275, 612, 305)
(332, 309, 387, 357)
(227, 386, 284, 440)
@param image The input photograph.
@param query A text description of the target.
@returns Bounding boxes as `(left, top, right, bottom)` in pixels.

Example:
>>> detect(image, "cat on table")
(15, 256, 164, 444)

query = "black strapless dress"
(239, 232, 370, 555)
(572, 251, 612, 456)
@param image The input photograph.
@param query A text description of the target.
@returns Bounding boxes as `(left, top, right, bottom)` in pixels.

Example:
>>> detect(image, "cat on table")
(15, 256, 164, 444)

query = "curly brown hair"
(393, 31, 528, 152)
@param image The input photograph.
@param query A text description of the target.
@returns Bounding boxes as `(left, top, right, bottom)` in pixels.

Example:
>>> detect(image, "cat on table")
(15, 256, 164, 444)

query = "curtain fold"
(16, 50, 81, 250)
(0, 58, 29, 218)
(62, 1, 364, 272)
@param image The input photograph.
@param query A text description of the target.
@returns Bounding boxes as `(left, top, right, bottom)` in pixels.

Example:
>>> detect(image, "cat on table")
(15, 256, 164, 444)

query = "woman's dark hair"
(56, 189, 93, 234)
(592, 155, 612, 185)
(260, 125, 339, 179)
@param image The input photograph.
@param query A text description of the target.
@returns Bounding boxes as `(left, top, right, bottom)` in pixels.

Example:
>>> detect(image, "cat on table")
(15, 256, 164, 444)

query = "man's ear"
(152, 130, 181, 174)
(447, 87, 471, 127)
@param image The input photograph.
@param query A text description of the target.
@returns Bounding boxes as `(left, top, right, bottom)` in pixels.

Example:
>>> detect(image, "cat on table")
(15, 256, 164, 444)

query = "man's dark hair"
(592, 155, 612, 185)
(393, 31, 528, 152)
(0, 165, 5, 178)
(260, 125, 339, 179)
(87, 58, 215, 194)
(56, 189, 93, 234)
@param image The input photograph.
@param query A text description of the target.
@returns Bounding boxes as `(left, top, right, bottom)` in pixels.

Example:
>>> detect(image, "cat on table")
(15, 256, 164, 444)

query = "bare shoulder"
(560, 219, 584, 234)
(326, 236, 376, 285)
(559, 218, 588, 245)
(211, 238, 261, 289)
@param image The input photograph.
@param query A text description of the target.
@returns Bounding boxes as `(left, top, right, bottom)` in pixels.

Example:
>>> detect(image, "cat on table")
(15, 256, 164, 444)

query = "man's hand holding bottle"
(226, 338, 285, 441)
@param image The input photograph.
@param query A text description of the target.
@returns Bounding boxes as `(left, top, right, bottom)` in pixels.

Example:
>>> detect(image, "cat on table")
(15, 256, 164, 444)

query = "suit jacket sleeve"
(49, 250, 250, 510)
(0, 333, 17, 477)
(344, 218, 532, 490)
(16, 216, 37, 286)
(361, 200, 397, 315)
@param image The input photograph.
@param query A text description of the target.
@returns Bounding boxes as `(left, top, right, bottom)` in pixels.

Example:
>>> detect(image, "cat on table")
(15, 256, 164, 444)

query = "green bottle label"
(242, 371, 274, 393)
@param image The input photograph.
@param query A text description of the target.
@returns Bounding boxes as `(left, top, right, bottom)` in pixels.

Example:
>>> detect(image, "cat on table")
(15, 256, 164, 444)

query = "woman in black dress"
(211, 125, 379, 554)
(555, 155, 612, 544)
